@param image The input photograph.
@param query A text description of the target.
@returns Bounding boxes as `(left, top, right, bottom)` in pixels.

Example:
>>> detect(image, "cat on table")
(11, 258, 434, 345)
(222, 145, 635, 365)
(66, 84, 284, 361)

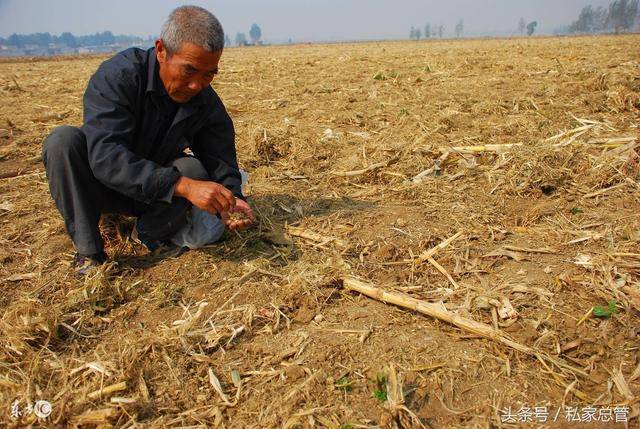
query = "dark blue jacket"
(81, 47, 243, 205)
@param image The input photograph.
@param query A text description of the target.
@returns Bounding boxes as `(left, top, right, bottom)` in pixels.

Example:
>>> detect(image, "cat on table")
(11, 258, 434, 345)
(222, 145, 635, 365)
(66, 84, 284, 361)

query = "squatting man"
(42, 6, 255, 275)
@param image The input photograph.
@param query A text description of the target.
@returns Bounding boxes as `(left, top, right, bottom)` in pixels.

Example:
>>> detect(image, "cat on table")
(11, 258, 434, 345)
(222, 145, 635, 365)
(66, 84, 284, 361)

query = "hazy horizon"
(0, 0, 615, 43)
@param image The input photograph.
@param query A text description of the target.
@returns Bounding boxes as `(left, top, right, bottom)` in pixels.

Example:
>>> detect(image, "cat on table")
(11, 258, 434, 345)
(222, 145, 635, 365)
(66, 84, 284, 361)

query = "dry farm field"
(0, 35, 639, 428)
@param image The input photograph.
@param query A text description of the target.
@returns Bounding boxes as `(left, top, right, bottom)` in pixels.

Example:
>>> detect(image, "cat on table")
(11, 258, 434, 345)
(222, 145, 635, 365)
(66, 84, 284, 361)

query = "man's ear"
(155, 39, 167, 63)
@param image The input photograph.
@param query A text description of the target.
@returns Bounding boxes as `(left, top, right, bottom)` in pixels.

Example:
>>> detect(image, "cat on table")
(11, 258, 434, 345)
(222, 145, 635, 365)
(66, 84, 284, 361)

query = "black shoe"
(151, 241, 189, 259)
(131, 222, 188, 258)
(131, 221, 162, 250)
(72, 251, 107, 277)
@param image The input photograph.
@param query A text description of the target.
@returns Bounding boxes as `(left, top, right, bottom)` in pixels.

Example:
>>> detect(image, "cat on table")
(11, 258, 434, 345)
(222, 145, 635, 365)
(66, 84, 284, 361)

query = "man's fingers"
(205, 188, 232, 213)
(208, 201, 223, 215)
(215, 194, 233, 213)
(190, 182, 236, 214)
(219, 187, 236, 208)
(215, 190, 235, 213)
(203, 195, 223, 214)
(237, 205, 254, 220)
(224, 218, 252, 231)
(235, 201, 255, 221)
(220, 199, 255, 231)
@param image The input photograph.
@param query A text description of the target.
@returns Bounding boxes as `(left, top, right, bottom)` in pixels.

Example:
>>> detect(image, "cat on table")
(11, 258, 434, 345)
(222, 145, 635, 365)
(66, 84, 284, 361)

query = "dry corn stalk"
(87, 381, 127, 400)
(342, 277, 588, 380)
(286, 226, 348, 248)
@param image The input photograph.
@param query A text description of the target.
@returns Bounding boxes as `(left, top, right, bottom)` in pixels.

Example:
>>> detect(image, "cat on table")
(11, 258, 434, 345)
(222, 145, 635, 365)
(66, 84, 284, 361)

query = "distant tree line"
(0, 31, 150, 48)
(409, 22, 447, 40)
(517, 18, 538, 36)
(411, 17, 540, 39)
(569, 0, 639, 33)
(232, 23, 263, 47)
(407, 1, 638, 41)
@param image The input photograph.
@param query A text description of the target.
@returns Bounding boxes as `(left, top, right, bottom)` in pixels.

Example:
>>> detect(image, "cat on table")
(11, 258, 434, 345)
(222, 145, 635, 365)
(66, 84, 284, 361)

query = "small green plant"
(340, 424, 354, 429)
(372, 373, 388, 402)
(593, 300, 617, 318)
(570, 207, 583, 215)
(373, 389, 387, 402)
(399, 108, 409, 116)
(373, 72, 386, 81)
(335, 375, 354, 392)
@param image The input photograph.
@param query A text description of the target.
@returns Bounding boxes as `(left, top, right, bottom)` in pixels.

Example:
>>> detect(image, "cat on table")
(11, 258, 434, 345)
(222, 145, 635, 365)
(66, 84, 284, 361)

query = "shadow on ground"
(110, 194, 377, 268)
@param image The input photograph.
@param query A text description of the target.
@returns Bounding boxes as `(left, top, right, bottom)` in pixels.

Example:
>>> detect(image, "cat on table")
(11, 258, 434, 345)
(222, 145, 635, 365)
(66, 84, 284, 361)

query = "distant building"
(0, 36, 153, 58)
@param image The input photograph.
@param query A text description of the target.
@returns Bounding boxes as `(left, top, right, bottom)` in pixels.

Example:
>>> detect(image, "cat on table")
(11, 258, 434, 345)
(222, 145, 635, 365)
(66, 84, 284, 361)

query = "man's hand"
(221, 199, 255, 231)
(174, 176, 236, 214)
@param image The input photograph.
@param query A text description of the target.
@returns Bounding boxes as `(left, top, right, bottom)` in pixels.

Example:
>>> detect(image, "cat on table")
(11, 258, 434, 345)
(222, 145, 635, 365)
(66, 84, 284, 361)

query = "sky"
(0, 0, 614, 43)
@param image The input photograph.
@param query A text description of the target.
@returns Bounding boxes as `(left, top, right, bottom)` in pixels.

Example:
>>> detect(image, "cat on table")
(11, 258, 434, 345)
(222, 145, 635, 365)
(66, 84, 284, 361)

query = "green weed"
(335, 375, 354, 392)
(593, 300, 617, 318)
(372, 373, 388, 402)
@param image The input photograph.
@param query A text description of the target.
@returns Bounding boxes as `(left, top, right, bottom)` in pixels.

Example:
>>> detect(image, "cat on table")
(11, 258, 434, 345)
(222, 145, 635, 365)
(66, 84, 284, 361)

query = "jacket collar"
(146, 47, 164, 95)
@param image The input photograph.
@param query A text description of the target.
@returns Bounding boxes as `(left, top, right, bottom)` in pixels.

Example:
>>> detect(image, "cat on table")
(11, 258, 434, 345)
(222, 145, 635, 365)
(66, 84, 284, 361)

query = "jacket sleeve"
(191, 101, 245, 200)
(81, 66, 181, 204)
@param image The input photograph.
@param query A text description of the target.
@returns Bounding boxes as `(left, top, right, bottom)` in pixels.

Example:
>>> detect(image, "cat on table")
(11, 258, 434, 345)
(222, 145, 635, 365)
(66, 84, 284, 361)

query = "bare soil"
(0, 35, 639, 428)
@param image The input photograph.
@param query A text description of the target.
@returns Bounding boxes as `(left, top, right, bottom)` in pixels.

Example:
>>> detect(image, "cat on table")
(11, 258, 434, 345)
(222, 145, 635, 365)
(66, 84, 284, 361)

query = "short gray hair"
(160, 5, 224, 54)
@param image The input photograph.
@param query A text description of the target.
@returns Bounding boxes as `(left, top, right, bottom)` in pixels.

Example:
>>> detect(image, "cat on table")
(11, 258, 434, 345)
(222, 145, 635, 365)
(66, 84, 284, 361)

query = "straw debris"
(1, 35, 639, 427)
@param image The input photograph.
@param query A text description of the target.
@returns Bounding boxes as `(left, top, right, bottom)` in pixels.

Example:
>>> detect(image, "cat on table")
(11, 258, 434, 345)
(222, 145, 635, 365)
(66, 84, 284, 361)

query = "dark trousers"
(41, 126, 208, 255)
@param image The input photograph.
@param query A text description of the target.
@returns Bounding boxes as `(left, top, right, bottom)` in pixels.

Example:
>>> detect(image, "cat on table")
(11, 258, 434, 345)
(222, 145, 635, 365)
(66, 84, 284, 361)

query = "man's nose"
(187, 80, 202, 92)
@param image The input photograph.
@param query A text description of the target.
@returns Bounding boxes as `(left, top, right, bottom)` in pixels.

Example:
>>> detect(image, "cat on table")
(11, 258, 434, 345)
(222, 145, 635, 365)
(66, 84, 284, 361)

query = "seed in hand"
(228, 212, 248, 222)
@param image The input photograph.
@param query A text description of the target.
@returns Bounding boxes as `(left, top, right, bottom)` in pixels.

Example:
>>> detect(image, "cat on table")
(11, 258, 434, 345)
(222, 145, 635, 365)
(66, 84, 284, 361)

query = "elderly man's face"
(156, 39, 221, 103)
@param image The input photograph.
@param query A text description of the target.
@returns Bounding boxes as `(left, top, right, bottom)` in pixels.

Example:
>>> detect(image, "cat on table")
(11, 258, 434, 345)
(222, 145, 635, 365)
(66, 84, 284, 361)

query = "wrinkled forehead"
(170, 43, 222, 69)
